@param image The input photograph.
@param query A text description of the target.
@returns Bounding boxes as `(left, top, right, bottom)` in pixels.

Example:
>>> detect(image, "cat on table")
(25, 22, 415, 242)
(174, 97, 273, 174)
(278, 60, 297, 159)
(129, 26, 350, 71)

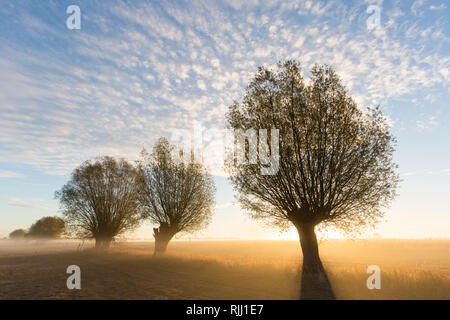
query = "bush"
(26, 216, 65, 239)
(9, 229, 27, 239)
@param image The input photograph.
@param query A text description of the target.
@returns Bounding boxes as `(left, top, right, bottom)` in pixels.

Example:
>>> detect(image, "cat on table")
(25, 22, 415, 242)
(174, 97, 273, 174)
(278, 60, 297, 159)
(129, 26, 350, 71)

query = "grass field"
(0, 239, 449, 299)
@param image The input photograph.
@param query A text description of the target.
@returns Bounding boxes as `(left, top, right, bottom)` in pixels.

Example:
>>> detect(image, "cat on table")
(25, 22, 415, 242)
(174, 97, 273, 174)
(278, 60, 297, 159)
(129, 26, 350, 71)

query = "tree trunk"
(102, 237, 112, 249)
(95, 237, 102, 249)
(153, 223, 175, 255)
(296, 224, 335, 300)
(95, 236, 113, 250)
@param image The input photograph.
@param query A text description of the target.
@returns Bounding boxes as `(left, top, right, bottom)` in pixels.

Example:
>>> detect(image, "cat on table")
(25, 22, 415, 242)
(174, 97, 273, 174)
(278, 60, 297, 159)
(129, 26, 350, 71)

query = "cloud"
(0, 0, 448, 175)
(400, 168, 450, 177)
(416, 115, 438, 131)
(429, 4, 446, 10)
(215, 202, 236, 210)
(411, 0, 427, 15)
(400, 172, 417, 177)
(197, 80, 207, 91)
(0, 170, 24, 178)
(0, 196, 49, 210)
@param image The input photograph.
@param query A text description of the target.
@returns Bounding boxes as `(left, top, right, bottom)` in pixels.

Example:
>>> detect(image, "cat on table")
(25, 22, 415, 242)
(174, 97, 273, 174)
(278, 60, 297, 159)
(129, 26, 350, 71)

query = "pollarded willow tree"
(55, 156, 141, 249)
(136, 138, 216, 255)
(226, 60, 399, 299)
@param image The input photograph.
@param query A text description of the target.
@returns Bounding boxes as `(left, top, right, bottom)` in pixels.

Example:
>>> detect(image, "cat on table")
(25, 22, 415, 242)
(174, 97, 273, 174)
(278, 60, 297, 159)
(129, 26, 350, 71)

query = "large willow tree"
(226, 60, 399, 299)
(56, 156, 141, 249)
(136, 138, 216, 255)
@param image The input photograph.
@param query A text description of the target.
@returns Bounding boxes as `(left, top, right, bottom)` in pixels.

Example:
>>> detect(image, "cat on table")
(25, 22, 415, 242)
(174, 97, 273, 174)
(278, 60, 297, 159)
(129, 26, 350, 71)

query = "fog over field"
(1, 239, 448, 300)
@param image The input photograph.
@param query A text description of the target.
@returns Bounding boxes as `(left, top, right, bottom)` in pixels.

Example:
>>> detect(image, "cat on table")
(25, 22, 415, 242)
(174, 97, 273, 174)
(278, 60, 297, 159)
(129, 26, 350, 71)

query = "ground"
(0, 239, 449, 299)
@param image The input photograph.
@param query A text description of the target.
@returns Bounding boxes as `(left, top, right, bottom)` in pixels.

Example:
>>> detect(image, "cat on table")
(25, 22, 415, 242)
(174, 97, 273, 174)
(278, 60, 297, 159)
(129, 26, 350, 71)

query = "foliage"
(9, 229, 27, 239)
(27, 216, 65, 239)
(226, 60, 399, 233)
(55, 156, 141, 243)
(136, 138, 216, 236)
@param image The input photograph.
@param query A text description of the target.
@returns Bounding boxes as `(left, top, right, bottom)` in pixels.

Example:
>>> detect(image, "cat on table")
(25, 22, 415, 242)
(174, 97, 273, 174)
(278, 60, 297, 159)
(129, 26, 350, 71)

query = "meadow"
(0, 239, 448, 299)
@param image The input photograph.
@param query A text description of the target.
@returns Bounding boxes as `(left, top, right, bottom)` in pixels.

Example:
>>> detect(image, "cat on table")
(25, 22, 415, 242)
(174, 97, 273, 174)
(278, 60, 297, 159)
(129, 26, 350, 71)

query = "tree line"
(57, 137, 216, 253)
(9, 216, 65, 239)
(9, 138, 216, 255)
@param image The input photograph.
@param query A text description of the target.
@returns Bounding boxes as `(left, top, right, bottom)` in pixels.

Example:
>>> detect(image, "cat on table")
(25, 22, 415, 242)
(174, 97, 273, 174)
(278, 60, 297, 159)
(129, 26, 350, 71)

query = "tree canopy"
(226, 60, 399, 234)
(26, 216, 65, 239)
(136, 138, 216, 254)
(55, 156, 141, 248)
(9, 229, 27, 239)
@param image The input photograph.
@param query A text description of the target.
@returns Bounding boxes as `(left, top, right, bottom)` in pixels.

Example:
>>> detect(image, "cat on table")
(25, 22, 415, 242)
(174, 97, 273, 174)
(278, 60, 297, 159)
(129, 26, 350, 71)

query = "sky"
(0, 0, 449, 240)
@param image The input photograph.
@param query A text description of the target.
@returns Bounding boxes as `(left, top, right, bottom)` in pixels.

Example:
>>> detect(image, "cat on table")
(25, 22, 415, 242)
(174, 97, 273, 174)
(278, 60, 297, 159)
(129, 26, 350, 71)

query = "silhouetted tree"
(226, 60, 399, 299)
(136, 138, 216, 255)
(26, 216, 65, 239)
(56, 156, 141, 249)
(9, 229, 27, 239)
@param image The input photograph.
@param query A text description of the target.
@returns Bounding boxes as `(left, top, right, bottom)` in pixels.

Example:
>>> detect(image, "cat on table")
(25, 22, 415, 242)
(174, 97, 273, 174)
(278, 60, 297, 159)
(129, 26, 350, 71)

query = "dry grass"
(0, 239, 448, 299)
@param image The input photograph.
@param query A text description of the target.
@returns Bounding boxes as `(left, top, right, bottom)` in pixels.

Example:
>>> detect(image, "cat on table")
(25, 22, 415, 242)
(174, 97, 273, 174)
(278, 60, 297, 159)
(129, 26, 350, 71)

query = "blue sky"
(0, 0, 449, 239)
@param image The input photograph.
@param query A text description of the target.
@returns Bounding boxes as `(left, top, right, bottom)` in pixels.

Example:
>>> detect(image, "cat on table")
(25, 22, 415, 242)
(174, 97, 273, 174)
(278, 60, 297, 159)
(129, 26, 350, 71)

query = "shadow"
(301, 268, 336, 300)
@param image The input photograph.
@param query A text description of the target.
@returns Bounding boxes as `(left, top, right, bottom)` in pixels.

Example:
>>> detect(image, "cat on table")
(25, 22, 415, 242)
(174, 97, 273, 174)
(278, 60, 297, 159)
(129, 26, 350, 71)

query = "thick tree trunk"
(95, 236, 113, 250)
(296, 224, 335, 300)
(153, 223, 175, 255)
(95, 238, 102, 249)
(102, 237, 112, 249)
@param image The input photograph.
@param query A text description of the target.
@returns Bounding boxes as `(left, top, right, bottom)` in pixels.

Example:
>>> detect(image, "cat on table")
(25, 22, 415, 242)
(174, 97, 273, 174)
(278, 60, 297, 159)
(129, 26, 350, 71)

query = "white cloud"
(429, 4, 446, 10)
(416, 115, 438, 131)
(0, 171, 24, 178)
(197, 80, 207, 91)
(0, 196, 48, 210)
(215, 202, 236, 210)
(0, 0, 448, 175)
(411, 0, 427, 15)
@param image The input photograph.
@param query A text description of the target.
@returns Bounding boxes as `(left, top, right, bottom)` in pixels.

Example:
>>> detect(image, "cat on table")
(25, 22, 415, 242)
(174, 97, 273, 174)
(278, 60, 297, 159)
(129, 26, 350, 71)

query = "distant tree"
(26, 216, 65, 239)
(136, 138, 216, 255)
(226, 60, 399, 299)
(55, 156, 141, 249)
(9, 229, 27, 239)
